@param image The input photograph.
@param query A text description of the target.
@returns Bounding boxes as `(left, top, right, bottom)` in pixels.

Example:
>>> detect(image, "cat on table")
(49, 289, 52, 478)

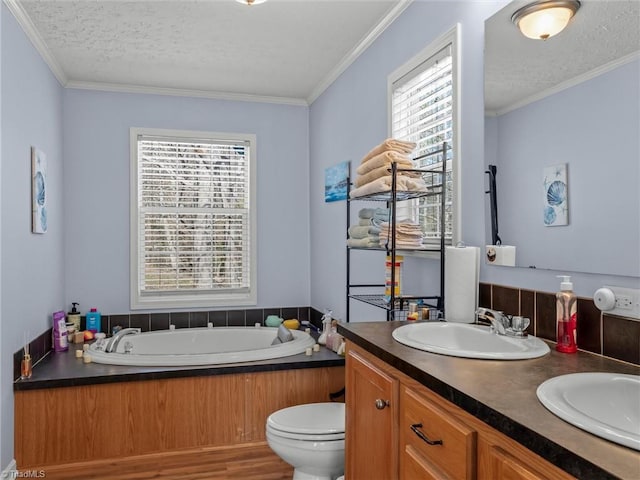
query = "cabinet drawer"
(400, 385, 477, 480)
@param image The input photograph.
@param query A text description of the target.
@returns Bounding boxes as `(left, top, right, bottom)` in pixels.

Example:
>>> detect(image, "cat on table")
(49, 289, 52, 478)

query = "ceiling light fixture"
(511, 0, 581, 40)
(235, 0, 267, 5)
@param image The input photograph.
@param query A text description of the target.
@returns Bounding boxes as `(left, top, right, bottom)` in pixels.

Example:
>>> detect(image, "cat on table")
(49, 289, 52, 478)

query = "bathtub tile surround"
(170, 312, 190, 329)
(150, 312, 170, 331)
(228, 310, 246, 327)
(130, 313, 151, 332)
(479, 283, 640, 365)
(190, 311, 209, 328)
(210, 310, 228, 327)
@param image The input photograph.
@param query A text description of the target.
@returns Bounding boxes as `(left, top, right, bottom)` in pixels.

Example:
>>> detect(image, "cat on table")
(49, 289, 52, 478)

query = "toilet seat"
(267, 402, 345, 436)
(267, 424, 345, 442)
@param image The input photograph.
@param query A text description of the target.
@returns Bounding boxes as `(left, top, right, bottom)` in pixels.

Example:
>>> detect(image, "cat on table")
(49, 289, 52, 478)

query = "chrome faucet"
(475, 308, 510, 335)
(104, 328, 141, 353)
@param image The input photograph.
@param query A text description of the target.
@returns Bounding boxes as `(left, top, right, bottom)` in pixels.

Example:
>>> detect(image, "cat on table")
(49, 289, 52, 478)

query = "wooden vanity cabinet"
(345, 342, 575, 480)
(345, 348, 398, 480)
(400, 384, 477, 479)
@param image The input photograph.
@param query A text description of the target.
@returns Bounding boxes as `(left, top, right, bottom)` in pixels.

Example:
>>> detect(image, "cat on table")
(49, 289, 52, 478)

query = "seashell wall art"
(31, 146, 48, 234)
(543, 163, 568, 226)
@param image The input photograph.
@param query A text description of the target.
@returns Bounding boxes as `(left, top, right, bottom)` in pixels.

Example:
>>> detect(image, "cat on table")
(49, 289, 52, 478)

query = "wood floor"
(33, 443, 293, 480)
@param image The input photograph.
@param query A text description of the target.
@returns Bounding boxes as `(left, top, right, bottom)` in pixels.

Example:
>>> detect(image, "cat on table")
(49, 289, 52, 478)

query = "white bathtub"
(88, 326, 316, 367)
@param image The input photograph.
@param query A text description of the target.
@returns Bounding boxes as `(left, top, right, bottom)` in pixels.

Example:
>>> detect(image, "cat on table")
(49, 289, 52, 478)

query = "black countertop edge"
(14, 354, 345, 392)
(338, 328, 617, 480)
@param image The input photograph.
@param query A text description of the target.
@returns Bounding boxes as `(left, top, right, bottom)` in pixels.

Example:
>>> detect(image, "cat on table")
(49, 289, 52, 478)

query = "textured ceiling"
(13, 0, 404, 104)
(485, 0, 640, 114)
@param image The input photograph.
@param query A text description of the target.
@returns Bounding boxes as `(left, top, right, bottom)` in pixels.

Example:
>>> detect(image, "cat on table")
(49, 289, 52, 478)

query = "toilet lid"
(267, 402, 345, 435)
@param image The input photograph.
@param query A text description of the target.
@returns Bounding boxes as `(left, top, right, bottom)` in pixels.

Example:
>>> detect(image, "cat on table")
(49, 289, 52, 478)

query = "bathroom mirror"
(484, 0, 640, 276)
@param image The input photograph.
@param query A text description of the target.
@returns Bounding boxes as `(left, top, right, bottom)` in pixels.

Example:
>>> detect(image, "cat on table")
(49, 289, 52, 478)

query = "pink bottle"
(556, 276, 577, 353)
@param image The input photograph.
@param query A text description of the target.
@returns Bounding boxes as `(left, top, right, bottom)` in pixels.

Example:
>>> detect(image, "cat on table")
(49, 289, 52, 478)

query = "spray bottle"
(556, 275, 577, 353)
(318, 310, 332, 345)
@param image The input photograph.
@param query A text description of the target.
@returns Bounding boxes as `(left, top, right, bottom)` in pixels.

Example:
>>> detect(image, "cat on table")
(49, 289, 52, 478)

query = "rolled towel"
(360, 138, 417, 164)
(348, 225, 381, 239)
(357, 151, 414, 175)
(358, 208, 375, 219)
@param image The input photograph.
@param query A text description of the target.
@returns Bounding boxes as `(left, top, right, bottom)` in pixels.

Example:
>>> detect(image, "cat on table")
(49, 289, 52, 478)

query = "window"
(388, 26, 460, 246)
(130, 128, 257, 309)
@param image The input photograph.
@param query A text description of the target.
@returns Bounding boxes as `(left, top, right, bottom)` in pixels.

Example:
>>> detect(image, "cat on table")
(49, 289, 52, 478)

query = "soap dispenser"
(556, 275, 577, 353)
(67, 302, 81, 333)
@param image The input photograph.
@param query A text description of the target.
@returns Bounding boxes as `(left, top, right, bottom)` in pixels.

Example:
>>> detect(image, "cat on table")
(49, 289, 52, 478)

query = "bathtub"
(88, 326, 316, 367)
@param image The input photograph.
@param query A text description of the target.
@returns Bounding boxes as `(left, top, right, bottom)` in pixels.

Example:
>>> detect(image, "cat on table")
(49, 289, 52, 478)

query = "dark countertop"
(14, 342, 345, 391)
(338, 321, 640, 480)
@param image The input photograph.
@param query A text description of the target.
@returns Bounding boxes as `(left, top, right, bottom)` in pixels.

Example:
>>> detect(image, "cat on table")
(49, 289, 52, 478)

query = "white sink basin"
(391, 322, 550, 360)
(537, 373, 640, 451)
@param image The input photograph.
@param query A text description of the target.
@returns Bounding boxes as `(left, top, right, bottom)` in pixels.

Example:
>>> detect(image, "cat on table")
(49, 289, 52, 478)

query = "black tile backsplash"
(150, 313, 170, 331)
(209, 310, 227, 327)
(130, 313, 151, 332)
(190, 311, 208, 328)
(603, 315, 640, 365)
(169, 312, 189, 329)
(481, 282, 639, 366)
(245, 309, 263, 326)
(227, 310, 246, 326)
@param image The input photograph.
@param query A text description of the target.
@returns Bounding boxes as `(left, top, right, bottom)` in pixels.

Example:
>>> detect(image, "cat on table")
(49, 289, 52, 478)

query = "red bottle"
(556, 275, 577, 353)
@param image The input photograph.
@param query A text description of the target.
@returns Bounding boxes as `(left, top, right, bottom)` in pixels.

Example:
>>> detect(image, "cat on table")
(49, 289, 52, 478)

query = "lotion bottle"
(86, 308, 102, 334)
(556, 275, 577, 353)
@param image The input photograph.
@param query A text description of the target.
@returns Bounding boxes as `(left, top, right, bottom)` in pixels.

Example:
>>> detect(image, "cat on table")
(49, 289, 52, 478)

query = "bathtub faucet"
(104, 328, 141, 353)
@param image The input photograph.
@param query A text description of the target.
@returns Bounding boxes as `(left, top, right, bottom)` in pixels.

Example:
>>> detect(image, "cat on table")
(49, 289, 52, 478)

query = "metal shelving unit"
(346, 142, 448, 322)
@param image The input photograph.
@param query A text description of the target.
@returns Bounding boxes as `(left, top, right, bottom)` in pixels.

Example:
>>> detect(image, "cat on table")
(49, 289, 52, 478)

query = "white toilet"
(266, 402, 345, 480)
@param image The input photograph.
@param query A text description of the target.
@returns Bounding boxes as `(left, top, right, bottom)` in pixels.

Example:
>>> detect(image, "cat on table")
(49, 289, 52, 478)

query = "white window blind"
(391, 43, 454, 243)
(131, 128, 256, 309)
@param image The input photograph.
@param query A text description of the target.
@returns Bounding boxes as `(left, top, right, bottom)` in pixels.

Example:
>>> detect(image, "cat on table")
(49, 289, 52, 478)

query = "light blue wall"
(309, 1, 508, 321)
(63, 89, 310, 314)
(1, 5, 64, 467)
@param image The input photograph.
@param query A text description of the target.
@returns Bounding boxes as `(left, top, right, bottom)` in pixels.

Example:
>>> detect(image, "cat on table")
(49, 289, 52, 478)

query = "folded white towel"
(347, 238, 381, 248)
(349, 175, 429, 199)
(360, 138, 417, 164)
(357, 151, 414, 175)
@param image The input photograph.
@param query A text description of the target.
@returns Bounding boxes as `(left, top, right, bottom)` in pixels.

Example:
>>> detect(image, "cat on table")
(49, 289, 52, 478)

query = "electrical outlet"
(604, 286, 640, 320)
(615, 295, 633, 309)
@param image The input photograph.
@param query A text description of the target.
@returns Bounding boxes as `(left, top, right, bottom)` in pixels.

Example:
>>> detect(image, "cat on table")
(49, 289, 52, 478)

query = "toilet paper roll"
(485, 245, 516, 267)
(445, 246, 480, 323)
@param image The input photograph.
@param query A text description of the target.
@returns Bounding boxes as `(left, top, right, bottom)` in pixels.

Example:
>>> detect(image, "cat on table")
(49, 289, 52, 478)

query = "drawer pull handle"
(410, 423, 443, 446)
(375, 399, 389, 410)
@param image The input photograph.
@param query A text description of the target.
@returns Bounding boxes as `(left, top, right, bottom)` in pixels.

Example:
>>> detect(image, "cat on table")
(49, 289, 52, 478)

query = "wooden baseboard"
(30, 442, 293, 480)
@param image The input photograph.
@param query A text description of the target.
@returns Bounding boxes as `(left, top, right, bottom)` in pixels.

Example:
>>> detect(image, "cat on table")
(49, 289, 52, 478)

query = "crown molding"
(64, 81, 309, 106)
(487, 50, 640, 117)
(307, 0, 413, 105)
(4, 0, 68, 86)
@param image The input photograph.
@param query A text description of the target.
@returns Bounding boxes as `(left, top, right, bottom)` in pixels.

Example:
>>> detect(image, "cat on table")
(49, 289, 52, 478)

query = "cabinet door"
(478, 437, 575, 480)
(345, 348, 398, 480)
(399, 385, 477, 480)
